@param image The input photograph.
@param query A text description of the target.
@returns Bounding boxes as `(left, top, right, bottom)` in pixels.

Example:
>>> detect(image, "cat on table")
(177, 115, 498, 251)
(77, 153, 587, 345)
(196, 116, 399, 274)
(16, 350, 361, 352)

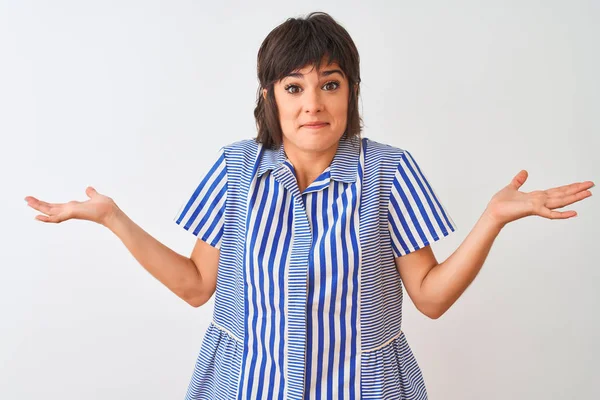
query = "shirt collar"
(256, 135, 361, 183)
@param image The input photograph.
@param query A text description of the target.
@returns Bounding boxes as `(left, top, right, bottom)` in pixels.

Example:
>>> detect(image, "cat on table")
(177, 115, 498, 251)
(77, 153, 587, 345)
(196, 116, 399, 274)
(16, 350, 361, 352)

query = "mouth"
(302, 122, 329, 129)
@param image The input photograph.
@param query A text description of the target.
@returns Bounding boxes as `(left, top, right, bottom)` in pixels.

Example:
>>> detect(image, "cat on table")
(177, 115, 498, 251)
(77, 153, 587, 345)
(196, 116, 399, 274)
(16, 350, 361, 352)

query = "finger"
(545, 190, 592, 209)
(26, 198, 56, 215)
(86, 186, 98, 198)
(25, 196, 56, 208)
(510, 170, 528, 190)
(546, 181, 595, 198)
(35, 214, 62, 223)
(538, 208, 578, 219)
(544, 182, 581, 197)
(25, 196, 43, 206)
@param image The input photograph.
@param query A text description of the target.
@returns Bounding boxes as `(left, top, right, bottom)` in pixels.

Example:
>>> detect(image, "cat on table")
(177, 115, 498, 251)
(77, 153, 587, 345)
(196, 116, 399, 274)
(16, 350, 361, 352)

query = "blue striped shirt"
(174, 135, 457, 400)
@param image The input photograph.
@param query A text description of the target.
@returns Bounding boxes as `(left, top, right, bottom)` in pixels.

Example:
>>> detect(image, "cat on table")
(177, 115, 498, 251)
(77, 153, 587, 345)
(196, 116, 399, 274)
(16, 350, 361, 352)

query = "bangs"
(265, 19, 352, 83)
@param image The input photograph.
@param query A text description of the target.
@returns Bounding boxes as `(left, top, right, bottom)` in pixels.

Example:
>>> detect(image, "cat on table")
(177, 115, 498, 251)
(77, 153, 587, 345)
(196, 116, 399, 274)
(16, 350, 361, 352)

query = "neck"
(283, 140, 339, 193)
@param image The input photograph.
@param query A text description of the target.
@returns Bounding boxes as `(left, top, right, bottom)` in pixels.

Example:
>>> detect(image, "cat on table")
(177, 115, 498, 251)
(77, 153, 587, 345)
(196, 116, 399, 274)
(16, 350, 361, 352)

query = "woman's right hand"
(25, 186, 119, 226)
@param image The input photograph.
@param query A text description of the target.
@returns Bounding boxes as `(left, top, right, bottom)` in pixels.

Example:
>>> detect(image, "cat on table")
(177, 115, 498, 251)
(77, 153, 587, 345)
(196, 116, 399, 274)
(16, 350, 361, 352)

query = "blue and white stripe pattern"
(174, 148, 227, 249)
(388, 150, 456, 258)
(174, 136, 457, 399)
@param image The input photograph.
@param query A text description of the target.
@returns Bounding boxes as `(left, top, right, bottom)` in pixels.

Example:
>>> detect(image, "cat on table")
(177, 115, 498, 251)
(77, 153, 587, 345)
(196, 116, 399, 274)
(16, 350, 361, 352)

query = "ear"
(262, 88, 267, 100)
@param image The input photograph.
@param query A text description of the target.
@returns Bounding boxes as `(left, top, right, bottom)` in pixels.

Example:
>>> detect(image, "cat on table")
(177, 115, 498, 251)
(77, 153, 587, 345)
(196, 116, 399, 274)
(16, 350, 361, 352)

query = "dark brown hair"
(254, 12, 362, 149)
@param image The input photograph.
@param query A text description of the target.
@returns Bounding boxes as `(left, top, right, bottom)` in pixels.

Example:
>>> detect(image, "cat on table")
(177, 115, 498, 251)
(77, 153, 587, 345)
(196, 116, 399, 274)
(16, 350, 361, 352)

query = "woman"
(25, 12, 593, 400)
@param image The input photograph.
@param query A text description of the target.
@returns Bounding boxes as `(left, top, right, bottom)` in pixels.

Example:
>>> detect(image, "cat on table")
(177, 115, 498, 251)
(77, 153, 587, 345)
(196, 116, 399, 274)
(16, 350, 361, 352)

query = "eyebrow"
(284, 69, 345, 79)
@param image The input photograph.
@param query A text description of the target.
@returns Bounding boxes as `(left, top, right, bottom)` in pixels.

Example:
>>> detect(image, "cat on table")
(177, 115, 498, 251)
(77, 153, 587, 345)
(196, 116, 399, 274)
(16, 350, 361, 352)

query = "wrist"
(481, 207, 506, 233)
(102, 202, 123, 230)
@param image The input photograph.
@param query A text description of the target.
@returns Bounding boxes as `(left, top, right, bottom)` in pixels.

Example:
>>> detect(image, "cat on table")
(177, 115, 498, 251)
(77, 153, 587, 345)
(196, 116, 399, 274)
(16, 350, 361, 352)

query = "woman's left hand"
(484, 170, 594, 229)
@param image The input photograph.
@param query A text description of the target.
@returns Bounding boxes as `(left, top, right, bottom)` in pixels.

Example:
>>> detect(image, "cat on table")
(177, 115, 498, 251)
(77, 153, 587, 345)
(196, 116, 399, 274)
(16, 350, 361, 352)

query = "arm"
(396, 171, 593, 320)
(395, 211, 501, 319)
(105, 206, 219, 307)
(25, 187, 219, 308)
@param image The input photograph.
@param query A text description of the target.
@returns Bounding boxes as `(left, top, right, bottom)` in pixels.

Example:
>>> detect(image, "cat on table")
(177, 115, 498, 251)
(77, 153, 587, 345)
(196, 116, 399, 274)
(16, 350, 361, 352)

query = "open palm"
(25, 186, 117, 225)
(486, 170, 594, 227)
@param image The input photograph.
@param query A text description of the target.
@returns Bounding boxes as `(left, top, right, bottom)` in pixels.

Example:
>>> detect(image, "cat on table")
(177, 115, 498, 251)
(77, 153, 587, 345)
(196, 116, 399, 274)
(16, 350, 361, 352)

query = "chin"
(289, 129, 344, 153)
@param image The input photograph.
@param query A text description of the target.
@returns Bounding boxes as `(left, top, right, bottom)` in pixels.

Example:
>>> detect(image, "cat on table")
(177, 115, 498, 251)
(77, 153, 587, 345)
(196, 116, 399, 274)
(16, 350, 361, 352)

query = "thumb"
(85, 186, 98, 198)
(509, 170, 528, 190)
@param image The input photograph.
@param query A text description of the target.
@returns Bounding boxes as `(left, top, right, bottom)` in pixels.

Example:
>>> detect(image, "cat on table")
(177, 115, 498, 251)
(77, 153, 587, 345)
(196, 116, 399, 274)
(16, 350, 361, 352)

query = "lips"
(302, 122, 329, 128)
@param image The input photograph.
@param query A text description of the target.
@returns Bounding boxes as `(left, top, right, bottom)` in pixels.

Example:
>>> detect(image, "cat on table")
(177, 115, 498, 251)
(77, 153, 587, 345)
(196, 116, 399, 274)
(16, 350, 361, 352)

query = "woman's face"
(268, 60, 350, 156)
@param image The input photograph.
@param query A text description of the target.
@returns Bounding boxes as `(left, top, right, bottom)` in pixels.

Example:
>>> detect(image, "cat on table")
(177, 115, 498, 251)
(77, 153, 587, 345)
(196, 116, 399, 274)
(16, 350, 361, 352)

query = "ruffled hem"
(185, 322, 243, 400)
(185, 325, 427, 399)
(361, 331, 428, 399)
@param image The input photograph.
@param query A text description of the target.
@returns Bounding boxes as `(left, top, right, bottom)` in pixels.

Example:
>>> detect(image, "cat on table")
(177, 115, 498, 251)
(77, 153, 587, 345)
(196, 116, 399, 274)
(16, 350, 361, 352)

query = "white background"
(1, 0, 598, 399)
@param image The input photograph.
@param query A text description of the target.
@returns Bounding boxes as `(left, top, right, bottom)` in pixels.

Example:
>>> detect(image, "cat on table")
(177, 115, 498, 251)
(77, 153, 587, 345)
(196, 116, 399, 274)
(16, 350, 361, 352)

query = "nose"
(303, 88, 323, 114)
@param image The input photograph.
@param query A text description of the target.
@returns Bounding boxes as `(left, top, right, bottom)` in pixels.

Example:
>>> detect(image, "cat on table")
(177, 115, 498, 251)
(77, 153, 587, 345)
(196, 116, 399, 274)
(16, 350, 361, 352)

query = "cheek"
(279, 109, 297, 131)
(274, 94, 296, 120)
(274, 102, 298, 136)
(332, 88, 350, 120)
(280, 105, 296, 120)
(332, 99, 349, 122)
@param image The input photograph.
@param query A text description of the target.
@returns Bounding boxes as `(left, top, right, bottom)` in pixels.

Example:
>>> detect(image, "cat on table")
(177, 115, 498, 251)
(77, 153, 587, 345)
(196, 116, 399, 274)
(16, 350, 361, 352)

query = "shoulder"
(362, 137, 408, 170)
(217, 138, 260, 172)
(221, 138, 259, 159)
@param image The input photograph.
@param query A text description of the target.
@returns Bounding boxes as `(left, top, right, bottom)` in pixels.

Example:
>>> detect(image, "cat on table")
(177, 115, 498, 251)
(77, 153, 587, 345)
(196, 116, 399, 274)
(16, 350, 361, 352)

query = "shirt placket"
(273, 162, 312, 400)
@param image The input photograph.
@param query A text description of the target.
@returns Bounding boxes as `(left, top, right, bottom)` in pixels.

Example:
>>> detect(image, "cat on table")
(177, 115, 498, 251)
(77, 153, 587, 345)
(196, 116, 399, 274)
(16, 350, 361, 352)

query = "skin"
(265, 60, 354, 193)
(24, 60, 595, 317)
(396, 172, 594, 318)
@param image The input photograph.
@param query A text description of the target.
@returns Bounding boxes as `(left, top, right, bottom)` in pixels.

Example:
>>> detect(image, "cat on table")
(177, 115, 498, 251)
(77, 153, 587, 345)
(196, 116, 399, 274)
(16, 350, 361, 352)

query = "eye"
(283, 80, 341, 95)
(322, 81, 340, 91)
(284, 84, 301, 94)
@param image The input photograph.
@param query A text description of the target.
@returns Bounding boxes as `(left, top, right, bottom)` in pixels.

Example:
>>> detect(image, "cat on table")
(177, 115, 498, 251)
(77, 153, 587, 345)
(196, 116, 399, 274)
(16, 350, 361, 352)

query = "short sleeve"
(387, 150, 457, 258)
(173, 148, 227, 249)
